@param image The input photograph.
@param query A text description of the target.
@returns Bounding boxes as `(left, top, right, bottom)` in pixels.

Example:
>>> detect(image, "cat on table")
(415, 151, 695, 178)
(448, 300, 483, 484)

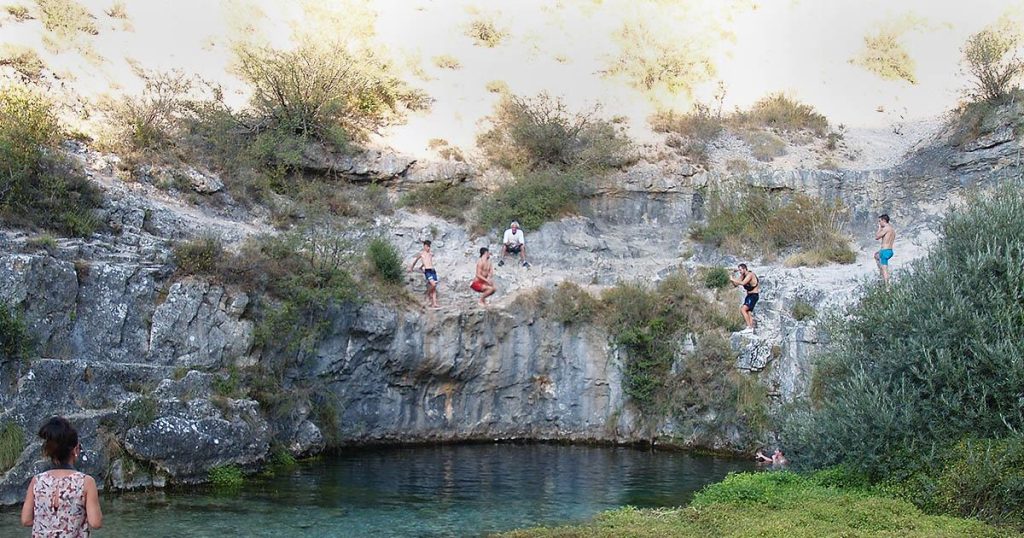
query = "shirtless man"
(409, 240, 440, 308)
(470, 247, 496, 306)
(874, 214, 896, 288)
(729, 263, 760, 333)
(755, 449, 788, 469)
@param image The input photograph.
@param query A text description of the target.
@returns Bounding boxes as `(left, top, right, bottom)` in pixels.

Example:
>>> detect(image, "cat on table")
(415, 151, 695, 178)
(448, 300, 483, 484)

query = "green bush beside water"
(501, 471, 1010, 538)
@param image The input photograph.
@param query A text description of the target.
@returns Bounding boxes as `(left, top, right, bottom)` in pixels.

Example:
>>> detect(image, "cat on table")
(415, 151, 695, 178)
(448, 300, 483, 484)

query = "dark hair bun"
(38, 416, 78, 464)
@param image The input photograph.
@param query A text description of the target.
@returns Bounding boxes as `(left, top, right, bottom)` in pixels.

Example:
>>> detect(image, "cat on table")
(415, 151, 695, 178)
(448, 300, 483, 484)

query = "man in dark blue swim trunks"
(409, 240, 440, 308)
(729, 263, 760, 333)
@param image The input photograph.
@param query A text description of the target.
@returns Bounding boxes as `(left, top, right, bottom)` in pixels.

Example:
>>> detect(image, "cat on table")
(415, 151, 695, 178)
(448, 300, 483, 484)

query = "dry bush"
(433, 54, 462, 70)
(605, 19, 714, 96)
(650, 103, 723, 165)
(99, 70, 195, 160)
(478, 93, 632, 171)
(36, 0, 97, 52)
(0, 45, 45, 81)
(962, 22, 1024, 102)
(731, 93, 828, 136)
(465, 18, 506, 48)
(852, 27, 917, 84)
(739, 130, 786, 162)
(5, 4, 32, 20)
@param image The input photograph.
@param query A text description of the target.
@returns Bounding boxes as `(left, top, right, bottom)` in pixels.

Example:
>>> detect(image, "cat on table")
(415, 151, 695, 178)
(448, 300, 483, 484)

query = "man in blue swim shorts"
(409, 240, 440, 308)
(874, 214, 896, 288)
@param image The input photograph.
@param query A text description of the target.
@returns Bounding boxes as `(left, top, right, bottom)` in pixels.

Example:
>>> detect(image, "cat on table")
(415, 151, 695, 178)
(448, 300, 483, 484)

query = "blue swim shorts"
(423, 268, 439, 283)
(743, 293, 759, 312)
(878, 249, 894, 266)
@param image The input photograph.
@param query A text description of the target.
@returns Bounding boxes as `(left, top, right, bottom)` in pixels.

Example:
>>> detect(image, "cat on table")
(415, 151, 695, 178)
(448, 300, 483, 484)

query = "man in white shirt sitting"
(499, 221, 530, 268)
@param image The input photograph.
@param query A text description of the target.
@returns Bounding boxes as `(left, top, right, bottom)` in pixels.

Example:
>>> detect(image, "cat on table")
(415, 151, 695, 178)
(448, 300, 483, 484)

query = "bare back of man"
(874, 214, 896, 287)
(472, 247, 496, 306)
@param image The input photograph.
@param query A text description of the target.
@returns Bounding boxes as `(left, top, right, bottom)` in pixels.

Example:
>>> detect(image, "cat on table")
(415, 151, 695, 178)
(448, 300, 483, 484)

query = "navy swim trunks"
(423, 268, 438, 283)
(743, 293, 759, 312)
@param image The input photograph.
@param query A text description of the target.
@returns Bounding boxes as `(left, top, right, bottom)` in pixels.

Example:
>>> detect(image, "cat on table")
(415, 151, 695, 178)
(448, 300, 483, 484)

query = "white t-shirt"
(503, 228, 525, 246)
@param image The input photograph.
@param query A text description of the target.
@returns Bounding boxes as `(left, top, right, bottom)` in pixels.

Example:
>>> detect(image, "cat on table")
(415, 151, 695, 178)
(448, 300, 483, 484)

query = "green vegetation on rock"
(0, 422, 25, 473)
(0, 302, 34, 362)
(366, 237, 403, 285)
(208, 464, 244, 488)
(0, 85, 101, 236)
(400, 181, 476, 223)
(692, 189, 854, 267)
(784, 182, 1024, 528)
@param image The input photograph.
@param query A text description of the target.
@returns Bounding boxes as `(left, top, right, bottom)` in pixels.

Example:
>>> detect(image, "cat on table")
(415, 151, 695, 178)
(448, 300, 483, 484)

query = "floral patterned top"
(31, 471, 90, 538)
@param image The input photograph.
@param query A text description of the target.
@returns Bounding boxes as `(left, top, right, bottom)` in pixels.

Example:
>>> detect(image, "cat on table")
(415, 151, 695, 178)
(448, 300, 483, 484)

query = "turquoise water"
(4, 444, 752, 537)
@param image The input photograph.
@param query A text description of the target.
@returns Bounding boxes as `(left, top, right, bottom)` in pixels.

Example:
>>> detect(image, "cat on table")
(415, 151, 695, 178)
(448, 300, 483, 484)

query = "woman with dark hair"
(21, 417, 102, 536)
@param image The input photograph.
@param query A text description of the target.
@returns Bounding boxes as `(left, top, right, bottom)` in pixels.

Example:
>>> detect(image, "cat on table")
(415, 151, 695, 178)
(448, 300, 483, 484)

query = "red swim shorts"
(470, 278, 486, 292)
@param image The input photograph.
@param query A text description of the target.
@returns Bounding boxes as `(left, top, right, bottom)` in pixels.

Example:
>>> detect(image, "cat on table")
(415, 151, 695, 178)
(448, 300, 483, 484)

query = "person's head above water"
(38, 416, 79, 465)
(878, 214, 890, 224)
(479, 247, 489, 257)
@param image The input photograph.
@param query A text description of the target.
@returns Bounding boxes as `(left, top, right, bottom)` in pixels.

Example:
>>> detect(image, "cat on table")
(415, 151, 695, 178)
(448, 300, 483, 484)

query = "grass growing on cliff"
(400, 182, 476, 223)
(173, 236, 224, 275)
(0, 85, 102, 236)
(692, 189, 855, 266)
(365, 237, 404, 285)
(0, 302, 34, 362)
(501, 471, 1011, 538)
(0, 422, 25, 473)
(475, 168, 584, 233)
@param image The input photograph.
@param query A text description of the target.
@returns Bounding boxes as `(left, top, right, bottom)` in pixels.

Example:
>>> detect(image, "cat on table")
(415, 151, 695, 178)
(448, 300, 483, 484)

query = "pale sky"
(2, 0, 1021, 155)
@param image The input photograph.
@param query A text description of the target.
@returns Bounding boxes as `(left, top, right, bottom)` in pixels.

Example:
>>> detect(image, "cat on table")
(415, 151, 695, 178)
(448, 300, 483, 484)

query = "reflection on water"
(2, 444, 752, 537)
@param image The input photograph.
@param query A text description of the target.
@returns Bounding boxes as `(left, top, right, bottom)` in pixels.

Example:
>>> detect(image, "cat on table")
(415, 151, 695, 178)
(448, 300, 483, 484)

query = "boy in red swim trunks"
(471, 247, 496, 306)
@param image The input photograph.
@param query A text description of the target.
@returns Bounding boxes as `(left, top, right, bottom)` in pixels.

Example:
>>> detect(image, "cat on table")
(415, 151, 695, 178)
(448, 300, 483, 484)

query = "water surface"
(4, 444, 752, 537)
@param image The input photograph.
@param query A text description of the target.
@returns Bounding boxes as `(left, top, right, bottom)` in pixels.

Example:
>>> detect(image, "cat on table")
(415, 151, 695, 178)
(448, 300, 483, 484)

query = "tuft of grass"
(853, 27, 917, 84)
(790, 300, 817, 321)
(208, 464, 244, 488)
(365, 237, 403, 284)
(548, 282, 601, 324)
(650, 104, 723, 166)
(0, 302, 34, 362)
(400, 182, 476, 223)
(485, 80, 509, 94)
(433, 54, 462, 70)
(701, 266, 731, 290)
(104, 1, 126, 19)
(36, 0, 98, 50)
(731, 92, 829, 136)
(0, 45, 45, 81)
(5, 4, 31, 20)
(738, 130, 786, 162)
(692, 190, 855, 266)
(0, 422, 25, 473)
(123, 396, 158, 428)
(270, 448, 297, 467)
(465, 18, 505, 47)
(173, 236, 223, 276)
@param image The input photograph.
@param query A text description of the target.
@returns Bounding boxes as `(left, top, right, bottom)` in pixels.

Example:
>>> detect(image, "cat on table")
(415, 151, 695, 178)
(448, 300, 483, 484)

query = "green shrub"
(212, 367, 244, 399)
(962, 22, 1024, 102)
(731, 93, 829, 136)
(0, 422, 25, 473)
(465, 18, 505, 47)
(790, 300, 816, 321)
(692, 189, 854, 266)
(548, 282, 601, 324)
(475, 168, 583, 233)
(173, 236, 223, 275)
(478, 93, 632, 171)
(783, 182, 1024, 483)
(934, 437, 1024, 528)
(701, 266, 731, 290)
(650, 103, 723, 166)
(810, 464, 872, 490)
(0, 302, 33, 362)
(208, 464, 243, 487)
(400, 182, 476, 223)
(366, 237, 403, 284)
(100, 70, 193, 159)
(237, 42, 426, 148)
(270, 448, 297, 467)
(0, 45, 45, 81)
(0, 85, 102, 236)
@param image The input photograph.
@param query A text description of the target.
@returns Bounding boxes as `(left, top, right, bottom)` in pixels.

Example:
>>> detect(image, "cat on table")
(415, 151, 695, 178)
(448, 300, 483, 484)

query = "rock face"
(0, 107, 1021, 504)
